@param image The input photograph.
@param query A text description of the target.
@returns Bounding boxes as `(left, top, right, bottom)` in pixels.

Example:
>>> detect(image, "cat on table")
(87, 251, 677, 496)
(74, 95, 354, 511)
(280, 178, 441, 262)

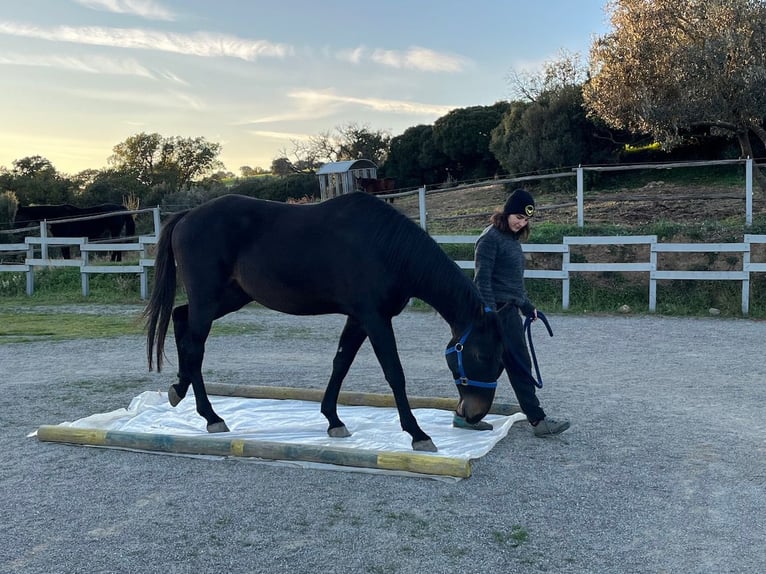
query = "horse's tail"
(143, 210, 188, 372)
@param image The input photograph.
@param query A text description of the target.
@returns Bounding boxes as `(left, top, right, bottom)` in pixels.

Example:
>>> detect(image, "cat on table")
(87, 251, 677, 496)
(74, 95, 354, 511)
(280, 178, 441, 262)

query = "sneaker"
(532, 417, 570, 437)
(452, 413, 493, 431)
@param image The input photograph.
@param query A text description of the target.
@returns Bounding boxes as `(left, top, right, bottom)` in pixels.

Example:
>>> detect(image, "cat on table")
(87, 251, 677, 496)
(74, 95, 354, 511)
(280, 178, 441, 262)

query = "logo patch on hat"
(524, 204, 535, 217)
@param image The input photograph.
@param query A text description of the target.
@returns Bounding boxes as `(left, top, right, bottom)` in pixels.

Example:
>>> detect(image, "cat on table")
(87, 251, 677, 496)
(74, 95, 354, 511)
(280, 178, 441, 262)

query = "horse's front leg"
(171, 304, 228, 432)
(321, 317, 368, 438)
(365, 318, 436, 452)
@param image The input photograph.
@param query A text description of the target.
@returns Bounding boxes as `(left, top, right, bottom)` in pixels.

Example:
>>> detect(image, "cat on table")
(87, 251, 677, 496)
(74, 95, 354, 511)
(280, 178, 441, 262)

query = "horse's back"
(171, 193, 417, 314)
(176, 192, 397, 244)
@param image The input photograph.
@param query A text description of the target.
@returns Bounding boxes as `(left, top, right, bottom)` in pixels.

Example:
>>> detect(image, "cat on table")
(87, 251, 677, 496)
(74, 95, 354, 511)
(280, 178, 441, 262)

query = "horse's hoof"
(412, 439, 438, 452)
(328, 425, 352, 438)
(207, 421, 230, 433)
(168, 385, 182, 407)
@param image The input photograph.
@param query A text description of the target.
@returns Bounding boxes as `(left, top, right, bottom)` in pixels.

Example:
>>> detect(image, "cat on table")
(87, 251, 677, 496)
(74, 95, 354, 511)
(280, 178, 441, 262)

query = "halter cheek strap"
(445, 326, 498, 390)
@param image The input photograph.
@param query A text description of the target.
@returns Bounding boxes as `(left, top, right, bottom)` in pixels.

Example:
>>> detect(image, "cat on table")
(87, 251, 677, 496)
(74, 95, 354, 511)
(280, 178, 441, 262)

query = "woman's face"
(507, 213, 530, 233)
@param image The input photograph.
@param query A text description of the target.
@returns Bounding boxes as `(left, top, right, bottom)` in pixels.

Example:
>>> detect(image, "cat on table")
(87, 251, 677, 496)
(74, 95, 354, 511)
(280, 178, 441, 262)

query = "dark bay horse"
(14, 203, 135, 261)
(355, 177, 396, 195)
(144, 192, 504, 452)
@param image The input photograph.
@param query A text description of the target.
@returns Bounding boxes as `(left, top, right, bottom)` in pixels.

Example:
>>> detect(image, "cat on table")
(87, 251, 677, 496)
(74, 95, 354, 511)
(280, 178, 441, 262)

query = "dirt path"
(1, 305, 764, 573)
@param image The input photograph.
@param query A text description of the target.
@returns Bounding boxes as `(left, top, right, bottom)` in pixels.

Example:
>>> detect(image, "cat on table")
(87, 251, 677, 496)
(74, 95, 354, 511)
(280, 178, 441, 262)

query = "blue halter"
(445, 326, 498, 390)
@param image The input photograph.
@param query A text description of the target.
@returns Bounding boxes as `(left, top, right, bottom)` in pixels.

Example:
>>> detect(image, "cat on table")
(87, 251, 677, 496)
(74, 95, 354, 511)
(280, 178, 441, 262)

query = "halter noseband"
(444, 326, 498, 390)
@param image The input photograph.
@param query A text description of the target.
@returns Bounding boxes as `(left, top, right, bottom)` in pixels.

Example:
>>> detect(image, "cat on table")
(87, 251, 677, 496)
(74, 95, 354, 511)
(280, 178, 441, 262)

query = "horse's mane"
(342, 193, 483, 323)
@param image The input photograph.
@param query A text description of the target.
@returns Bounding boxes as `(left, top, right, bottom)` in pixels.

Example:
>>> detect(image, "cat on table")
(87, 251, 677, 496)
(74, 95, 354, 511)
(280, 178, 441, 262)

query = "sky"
(0, 0, 611, 176)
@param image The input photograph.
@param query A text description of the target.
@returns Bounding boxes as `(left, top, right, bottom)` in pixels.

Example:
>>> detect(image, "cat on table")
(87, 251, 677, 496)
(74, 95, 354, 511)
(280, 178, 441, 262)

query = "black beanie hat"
(503, 188, 535, 217)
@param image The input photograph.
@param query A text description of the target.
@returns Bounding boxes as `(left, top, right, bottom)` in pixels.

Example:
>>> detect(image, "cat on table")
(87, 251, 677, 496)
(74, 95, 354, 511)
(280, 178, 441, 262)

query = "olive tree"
(109, 133, 224, 200)
(583, 0, 766, 188)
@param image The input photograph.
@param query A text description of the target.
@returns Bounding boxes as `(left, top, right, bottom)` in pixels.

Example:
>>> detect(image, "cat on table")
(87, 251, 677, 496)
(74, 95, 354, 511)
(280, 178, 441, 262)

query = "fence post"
(743, 239, 751, 316)
(81, 240, 90, 297)
(140, 238, 149, 300)
(576, 166, 584, 228)
(152, 206, 161, 235)
(649, 239, 658, 312)
(26, 242, 35, 295)
(40, 221, 48, 261)
(746, 157, 753, 227)
(562, 245, 570, 309)
(418, 186, 427, 230)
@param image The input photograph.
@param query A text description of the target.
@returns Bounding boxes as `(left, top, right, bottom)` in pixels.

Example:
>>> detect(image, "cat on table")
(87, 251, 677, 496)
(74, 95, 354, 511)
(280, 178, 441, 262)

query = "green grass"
(585, 163, 746, 192)
(0, 311, 142, 343)
(0, 308, 265, 344)
(492, 525, 529, 547)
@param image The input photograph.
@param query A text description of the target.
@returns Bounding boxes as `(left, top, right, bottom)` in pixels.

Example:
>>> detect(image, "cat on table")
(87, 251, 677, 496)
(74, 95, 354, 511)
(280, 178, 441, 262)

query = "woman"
(471, 188, 570, 437)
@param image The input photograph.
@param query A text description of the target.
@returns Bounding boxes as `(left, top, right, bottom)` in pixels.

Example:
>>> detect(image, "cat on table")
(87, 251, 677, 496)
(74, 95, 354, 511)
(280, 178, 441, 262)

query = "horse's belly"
(244, 282, 343, 316)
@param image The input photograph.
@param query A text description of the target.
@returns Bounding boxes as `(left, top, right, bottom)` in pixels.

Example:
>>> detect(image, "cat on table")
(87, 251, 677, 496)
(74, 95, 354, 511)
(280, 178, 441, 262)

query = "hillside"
(394, 179, 756, 234)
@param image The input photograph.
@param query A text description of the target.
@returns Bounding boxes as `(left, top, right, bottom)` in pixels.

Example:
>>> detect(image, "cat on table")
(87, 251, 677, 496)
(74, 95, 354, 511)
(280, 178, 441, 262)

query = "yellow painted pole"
(203, 383, 521, 416)
(36, 425, 471, 478)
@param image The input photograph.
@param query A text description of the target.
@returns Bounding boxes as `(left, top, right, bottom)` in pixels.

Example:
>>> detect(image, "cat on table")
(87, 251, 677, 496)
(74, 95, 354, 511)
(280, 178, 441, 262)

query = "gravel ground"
(1, 305, 765, 573)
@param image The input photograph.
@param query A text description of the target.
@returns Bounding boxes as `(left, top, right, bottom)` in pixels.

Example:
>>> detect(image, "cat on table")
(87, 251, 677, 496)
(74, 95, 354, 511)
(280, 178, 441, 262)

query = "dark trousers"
(497, 303, 546, 422)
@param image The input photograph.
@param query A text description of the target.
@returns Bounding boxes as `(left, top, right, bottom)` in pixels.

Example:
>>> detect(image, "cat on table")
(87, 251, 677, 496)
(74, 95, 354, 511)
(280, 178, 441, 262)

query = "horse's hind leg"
(171, 283, 252, 432)
(168, 304, 192, 406)
(321, 317, 368, 438)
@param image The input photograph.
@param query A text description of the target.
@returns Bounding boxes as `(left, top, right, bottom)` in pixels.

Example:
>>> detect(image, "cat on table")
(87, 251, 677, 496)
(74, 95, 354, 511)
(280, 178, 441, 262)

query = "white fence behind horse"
(0, 207, 160, 299)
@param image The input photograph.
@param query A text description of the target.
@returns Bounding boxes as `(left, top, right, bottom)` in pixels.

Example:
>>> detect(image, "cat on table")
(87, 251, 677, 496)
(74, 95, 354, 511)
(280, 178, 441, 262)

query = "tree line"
(2, 0, 766, 222)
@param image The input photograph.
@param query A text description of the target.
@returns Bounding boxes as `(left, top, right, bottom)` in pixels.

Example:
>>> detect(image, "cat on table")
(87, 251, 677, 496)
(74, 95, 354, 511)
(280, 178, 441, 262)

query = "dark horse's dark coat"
(144, 192, 505, 451)
(14, 203, 135, 261)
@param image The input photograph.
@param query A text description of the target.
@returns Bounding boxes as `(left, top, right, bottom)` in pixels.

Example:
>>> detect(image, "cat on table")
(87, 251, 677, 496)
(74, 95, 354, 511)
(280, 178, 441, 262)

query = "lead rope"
(524, 310, 553, 388)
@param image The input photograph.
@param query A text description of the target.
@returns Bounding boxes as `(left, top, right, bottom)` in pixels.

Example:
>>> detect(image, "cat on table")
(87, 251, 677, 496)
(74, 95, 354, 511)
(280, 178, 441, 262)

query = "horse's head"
(444, 311, 504, 424)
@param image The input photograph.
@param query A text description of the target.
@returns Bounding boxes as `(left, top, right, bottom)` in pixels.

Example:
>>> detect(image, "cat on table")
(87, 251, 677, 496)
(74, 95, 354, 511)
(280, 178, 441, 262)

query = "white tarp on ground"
(36, 391, 526, 480)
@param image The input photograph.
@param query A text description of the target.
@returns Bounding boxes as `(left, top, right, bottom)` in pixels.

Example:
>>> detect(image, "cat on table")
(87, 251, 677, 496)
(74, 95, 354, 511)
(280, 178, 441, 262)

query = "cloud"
(287, 90, 455, 116)
(248, 130, 313, 142)
(0, 52, 157, 78)
(336, 46, 366, 65)
(74, 0, 176, 21)
(0, 20, 293, 61)
(61, 86, 206, 110)
(334, 44, 469, 73)
(243, 90, 454, 129)
(370, 46, 469, 72)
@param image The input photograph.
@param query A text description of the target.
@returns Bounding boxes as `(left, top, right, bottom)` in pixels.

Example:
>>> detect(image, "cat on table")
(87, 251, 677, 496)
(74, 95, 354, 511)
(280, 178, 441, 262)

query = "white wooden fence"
(391, 157, 758, 231)
(433, 234, 766, 316)
(0, 207, 160, 299)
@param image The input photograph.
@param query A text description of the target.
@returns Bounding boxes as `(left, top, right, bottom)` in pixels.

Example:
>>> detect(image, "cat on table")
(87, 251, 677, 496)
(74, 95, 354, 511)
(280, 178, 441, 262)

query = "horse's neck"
(414, 271, 477, 336)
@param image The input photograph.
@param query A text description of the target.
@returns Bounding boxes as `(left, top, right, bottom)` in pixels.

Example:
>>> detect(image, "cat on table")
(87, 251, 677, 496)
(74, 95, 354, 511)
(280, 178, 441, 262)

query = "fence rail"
(2, 205, 766, 313)
(0, 207, 160, 299)
(432, 234, 766, 315)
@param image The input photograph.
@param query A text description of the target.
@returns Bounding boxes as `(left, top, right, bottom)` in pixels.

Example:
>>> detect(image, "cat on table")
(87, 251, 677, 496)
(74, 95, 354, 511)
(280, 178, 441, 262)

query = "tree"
(507, 49, 589, 103)
(240, 165, 267, 177)
(109, 133, 224, 200)
(75, 168, 147, 206)
(334, 123, 391, 165)
(5, 156, 74, 205)
(583, 0, 766, 189)
(383, 124, 451, 187)
(271, 157, 297, 176)
(432, 103, 511, 180)
(279, 123, 391, 173)
(491, 86, 620, 176)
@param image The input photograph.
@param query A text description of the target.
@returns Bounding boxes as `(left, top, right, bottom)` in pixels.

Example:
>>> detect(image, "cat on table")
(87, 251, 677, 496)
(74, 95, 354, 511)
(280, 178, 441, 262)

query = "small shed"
(316, 159, 377, 201)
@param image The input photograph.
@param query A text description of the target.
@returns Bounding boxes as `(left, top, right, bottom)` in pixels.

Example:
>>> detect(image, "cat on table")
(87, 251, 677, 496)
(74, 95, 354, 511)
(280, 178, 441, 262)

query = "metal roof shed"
(316, 159, 377, 201)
